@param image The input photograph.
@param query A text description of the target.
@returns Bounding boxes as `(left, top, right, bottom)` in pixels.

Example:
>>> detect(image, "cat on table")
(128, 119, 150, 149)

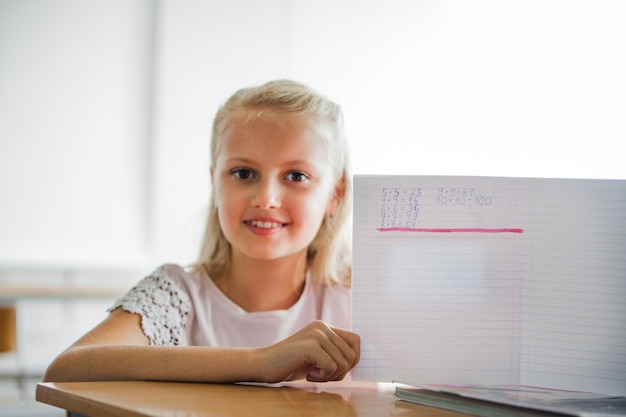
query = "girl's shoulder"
(127, 263, 196, 300)
(111, 263, 192, 306)
(109, 263, 194, 345)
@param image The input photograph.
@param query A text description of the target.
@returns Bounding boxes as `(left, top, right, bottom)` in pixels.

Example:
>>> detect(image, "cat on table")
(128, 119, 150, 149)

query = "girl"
(43, 80, 360, 383)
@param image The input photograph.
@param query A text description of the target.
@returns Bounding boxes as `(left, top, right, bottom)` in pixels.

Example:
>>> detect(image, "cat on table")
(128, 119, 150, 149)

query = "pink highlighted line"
(377, 227, 524, 234)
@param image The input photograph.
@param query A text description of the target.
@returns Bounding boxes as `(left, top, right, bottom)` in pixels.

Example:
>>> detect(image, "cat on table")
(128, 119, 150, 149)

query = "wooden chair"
(0, 304, 17, 353)
(0, 304, 23, 398)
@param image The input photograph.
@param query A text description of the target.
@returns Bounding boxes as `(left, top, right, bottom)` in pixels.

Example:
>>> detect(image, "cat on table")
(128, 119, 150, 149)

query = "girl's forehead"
(215, 114, 330, 153)
(227, 120, 323, 153)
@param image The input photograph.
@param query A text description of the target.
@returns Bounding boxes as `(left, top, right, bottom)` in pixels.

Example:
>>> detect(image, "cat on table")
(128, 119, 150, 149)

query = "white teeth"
(250, 220, 281, 228)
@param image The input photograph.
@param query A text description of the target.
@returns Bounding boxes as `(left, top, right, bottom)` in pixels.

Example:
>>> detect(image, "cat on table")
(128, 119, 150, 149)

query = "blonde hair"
(191, 80, 352, 287)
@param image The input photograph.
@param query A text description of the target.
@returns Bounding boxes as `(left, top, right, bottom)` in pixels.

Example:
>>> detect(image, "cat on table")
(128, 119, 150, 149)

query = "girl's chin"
(236, 247, 308, 263)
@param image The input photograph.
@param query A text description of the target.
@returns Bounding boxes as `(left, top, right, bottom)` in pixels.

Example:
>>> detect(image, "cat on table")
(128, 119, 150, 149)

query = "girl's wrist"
(247, 347, 269, 382)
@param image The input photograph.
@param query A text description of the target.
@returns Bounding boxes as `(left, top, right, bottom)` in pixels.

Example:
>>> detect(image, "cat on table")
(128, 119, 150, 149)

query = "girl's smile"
(244, 218, 289, 235)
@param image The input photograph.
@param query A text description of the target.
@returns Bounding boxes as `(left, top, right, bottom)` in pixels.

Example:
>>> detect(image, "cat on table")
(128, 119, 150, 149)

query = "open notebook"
(351, 175, 626, 397)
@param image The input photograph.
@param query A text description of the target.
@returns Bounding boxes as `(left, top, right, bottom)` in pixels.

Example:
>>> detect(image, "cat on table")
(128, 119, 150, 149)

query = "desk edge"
(36, 382, 144, 417)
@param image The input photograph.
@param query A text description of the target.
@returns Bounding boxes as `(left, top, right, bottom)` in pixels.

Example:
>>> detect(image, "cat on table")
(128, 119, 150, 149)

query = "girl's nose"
(251, 179, 281, 209)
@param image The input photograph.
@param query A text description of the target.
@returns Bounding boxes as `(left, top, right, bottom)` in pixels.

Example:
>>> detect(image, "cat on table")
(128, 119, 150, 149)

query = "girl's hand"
(256, 320, 360, 383)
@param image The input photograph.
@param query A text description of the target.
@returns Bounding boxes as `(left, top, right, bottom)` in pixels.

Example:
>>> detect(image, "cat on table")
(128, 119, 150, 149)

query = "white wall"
(0, 0, 153, 271)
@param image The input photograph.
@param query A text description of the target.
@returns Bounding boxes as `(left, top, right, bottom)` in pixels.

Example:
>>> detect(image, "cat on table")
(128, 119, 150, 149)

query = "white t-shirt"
(109, 264, 352, 347)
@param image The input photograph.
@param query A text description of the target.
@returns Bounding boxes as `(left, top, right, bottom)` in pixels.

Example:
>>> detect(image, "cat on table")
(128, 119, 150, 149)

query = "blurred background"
(0, 0, 625, 414)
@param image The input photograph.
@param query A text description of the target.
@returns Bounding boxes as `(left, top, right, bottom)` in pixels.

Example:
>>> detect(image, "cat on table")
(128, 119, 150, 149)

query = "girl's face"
(212, 114, 343, 265)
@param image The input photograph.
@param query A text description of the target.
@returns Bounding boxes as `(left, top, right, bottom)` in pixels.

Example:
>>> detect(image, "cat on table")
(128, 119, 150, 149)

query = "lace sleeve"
(108, 265, 191, 346)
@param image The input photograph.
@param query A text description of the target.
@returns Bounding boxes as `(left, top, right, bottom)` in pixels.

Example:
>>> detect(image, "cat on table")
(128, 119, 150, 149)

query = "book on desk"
(350, 175, 626, 416)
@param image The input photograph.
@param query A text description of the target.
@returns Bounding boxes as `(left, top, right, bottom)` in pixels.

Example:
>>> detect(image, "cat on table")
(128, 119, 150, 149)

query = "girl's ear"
(327, 175, 346, 218)
(210, 167, 215, 185)
(210, 167, 217, 201)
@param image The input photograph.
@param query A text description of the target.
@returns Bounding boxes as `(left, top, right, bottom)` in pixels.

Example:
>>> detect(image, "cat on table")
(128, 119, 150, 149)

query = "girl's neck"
(212, 251, 308, 312)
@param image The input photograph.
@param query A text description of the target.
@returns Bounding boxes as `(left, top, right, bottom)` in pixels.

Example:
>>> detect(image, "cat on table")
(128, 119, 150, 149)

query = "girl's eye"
(232, 168, 255, 180)
(286, 171, 309, 183)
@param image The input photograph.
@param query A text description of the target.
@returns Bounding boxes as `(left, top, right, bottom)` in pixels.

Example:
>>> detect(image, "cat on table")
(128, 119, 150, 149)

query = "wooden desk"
(36, 380, 468, 417)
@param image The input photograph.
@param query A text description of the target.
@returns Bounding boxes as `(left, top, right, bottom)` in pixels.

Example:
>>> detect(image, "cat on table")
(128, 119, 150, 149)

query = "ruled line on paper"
(377, 227, 524, 233)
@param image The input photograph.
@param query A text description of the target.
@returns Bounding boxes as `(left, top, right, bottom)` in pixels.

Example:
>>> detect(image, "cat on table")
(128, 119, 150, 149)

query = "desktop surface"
(36, 380, 469, 417)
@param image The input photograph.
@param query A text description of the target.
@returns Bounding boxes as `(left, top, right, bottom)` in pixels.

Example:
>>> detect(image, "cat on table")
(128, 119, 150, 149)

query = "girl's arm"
(43, 308, 360, 383)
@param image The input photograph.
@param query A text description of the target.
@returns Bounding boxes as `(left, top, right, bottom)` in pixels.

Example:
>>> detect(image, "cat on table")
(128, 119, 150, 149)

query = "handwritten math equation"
(378, 186, 522, 234)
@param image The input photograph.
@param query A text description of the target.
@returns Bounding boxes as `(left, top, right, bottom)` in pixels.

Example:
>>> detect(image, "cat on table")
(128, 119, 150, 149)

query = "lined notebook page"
(352, 175, 626, 395)
(519, 179, 626, 395)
